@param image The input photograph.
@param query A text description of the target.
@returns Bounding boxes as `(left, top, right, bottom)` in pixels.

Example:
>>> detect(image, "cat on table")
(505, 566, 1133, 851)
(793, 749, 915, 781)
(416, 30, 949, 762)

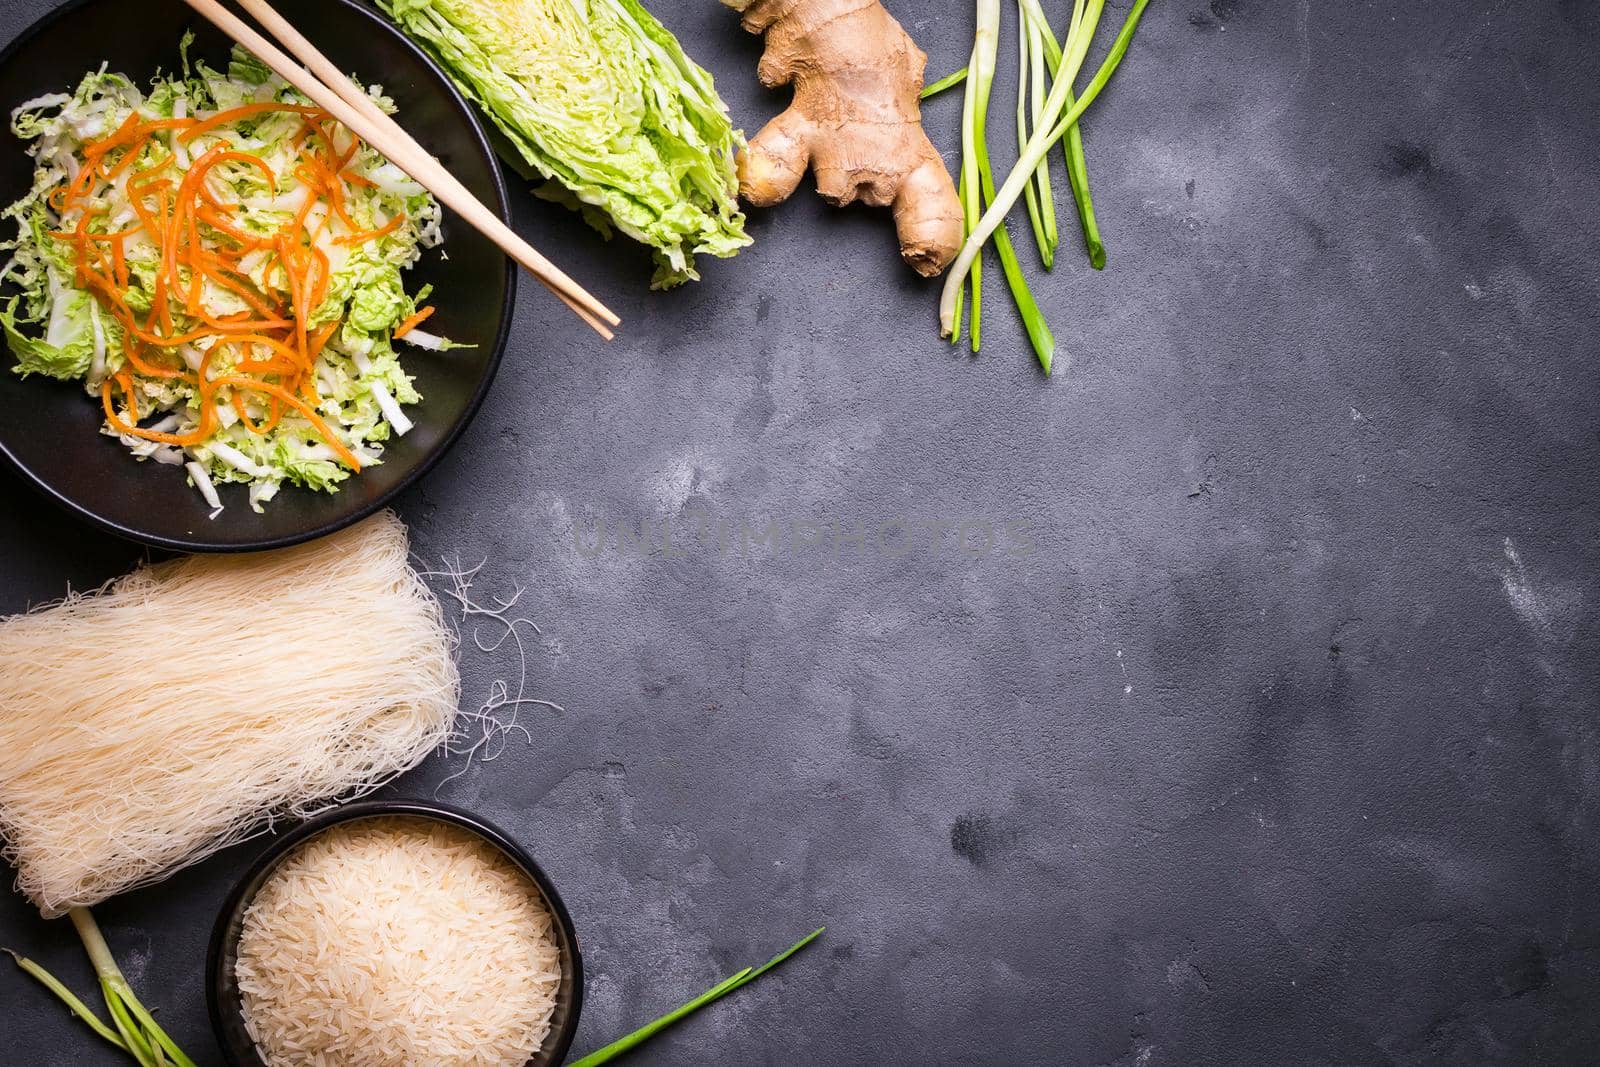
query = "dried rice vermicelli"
(0, 511, 459, 916)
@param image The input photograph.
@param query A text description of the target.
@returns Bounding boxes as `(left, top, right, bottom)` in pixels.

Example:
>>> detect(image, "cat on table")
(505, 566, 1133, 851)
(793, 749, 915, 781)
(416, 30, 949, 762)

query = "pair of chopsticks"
(181, 0, 620, 340)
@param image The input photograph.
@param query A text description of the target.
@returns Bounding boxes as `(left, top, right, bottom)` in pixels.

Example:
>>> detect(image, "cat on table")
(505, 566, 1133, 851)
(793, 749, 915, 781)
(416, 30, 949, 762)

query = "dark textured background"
(2, 0, 1599, 1064)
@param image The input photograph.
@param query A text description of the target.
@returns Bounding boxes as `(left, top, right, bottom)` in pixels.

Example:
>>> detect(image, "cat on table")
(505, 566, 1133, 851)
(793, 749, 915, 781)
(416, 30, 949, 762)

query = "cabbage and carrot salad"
(0, 39, 453, 514)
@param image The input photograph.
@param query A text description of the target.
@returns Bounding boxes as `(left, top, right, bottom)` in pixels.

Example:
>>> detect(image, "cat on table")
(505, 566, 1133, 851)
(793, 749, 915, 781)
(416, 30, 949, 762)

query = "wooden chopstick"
(179, 0, 619, 339)
(223, 0, 619, 338)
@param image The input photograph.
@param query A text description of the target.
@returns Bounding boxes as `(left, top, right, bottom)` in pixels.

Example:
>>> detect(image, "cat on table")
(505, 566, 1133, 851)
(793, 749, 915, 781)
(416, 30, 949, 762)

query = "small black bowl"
(207, 800, 583, 1067)
(0, 0, 515, 552)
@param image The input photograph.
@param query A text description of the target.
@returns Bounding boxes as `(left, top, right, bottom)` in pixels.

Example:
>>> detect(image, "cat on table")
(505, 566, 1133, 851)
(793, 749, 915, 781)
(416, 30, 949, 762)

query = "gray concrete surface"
(3, 0, 1600, 1063)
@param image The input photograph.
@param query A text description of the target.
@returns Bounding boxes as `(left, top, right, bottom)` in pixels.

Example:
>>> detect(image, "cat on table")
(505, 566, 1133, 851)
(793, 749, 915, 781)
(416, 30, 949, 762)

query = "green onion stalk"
(9, 917, 822, 1067)
(949, 6, 991, 349)
(568, 927, 824, 1066)
(1017, 4, 1057, 269)
(1019, 0, 1107, 269)
(957, 0, 1057, 369)
(939, 0, 1151, 342)
(920, 67, 970, 99)
(7, 908, 197, 1067)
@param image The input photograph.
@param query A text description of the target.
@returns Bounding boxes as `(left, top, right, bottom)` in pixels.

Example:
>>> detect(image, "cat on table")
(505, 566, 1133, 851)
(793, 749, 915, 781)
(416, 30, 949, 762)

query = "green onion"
(1061, 89, 1106, 270)
(568, 927, 824, 1067)
(1017, 4, 1057, 269)
(944, 0, 1056, 370)
(940, 0, 1150, 338)
(955, 13, 989, 351)
(949, 176, 968, 344)
(5, 948, 130, 1051)
(920, 67, 970, 99)
(969, 0, 1056, 372)
(1019, 0, 1106, 269)
(8, 908, 197, 1067)
(1045, 0, 1152, 146)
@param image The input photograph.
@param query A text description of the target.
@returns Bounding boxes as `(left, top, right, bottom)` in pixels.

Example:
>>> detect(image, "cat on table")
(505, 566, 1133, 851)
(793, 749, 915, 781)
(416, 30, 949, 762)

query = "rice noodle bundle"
(0, 511, 459, 916)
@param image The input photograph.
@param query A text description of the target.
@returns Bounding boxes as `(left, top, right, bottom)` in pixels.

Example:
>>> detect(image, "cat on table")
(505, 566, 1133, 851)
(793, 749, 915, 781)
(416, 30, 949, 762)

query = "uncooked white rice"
(237, 816, 561, 1067)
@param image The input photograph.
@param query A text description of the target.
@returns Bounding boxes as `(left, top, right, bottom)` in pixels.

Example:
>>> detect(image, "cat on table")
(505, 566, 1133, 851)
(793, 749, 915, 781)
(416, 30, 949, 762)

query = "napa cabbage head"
(377, 0, 750, 288)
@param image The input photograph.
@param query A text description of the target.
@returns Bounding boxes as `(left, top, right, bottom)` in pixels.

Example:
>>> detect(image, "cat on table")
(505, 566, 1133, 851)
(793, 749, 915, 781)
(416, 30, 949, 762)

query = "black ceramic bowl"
(0, 0, 513, 552)
(207, 800, 583, 1067)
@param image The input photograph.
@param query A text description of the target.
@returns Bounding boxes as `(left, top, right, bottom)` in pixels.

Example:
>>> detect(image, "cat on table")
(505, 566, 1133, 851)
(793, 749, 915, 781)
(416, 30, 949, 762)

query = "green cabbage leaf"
(378, 0, 750, 288)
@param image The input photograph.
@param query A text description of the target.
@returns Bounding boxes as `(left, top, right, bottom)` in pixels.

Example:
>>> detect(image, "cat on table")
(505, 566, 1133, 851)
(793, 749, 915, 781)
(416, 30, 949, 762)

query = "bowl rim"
(0, 0, 517, 554)
(205, 798, 584, 1067)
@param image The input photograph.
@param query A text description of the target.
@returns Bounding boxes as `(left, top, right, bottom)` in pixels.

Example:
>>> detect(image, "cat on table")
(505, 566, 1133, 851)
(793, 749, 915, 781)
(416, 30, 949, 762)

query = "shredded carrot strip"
(110, 233, 127, 289)
(191, 252, 280, 317)
(196, 206, 263, 249)
(102, 379, 219, 445)
(227, 332, 313, 373)
(64, 170, 98, 205)
(308, 245, 331, 310)
(80, 112, 142, 161)
(84, 115, 192, 158)
(100, 377, 127, 426)
(285, 182, 318, 235)
(233, 357, 301, 376)
(272, 234, 308, 372)
(179, 103, 322, 143)
(212, 376, 362, 469)
(128, 155, 175, 182)
(127, 174, 171, 233)
(393, 306, 435, 338)
(99, 136, 153, 182)
(47, 223, 141, 243)
(309, 319, 341, 360)
(334, 134, 359, 170)
(259, 401, 287, 434)
(334, 212, 404, 246)
(120, 343, 186, 380)
(115, 370, 138, 421)
(305, 154, 360, 230)
(231, 392, 270, 435)
(47, 96, 417, 486)
(303, 117, 358, 169)
(210, 150, 278, 194)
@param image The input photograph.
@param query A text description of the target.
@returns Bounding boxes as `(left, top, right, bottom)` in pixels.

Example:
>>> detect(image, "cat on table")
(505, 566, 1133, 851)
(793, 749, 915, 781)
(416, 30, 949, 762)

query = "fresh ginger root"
(724, 0, 964, 277)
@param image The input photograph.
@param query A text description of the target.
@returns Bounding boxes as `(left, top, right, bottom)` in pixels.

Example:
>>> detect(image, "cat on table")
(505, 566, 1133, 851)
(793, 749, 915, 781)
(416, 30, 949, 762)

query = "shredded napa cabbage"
(0, 38, 458, 513)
